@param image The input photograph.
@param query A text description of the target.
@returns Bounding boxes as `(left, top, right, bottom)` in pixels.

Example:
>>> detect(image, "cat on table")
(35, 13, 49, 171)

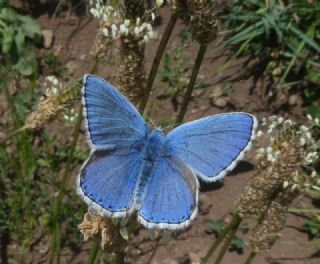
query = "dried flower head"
(188, 0, 217, 44)
(78, 209, 113, 248)
(121, 0, 145, 19)
(169, 0, 189, 19)
(249, 198, 286, 252)
(89, 1, 155, 44)
(118, 33, 146, 103)
(169, 0, 217, 44)
(236, 116, 318, 218)
(24, 77, 81, 130)
(89, 0, 159, 102)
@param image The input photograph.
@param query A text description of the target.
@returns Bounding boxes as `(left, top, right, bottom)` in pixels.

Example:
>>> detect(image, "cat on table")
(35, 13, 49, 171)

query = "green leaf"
(119, 228, 129, 240)
(307, 105, 320, 118)
(289, 25, 320, 53)
(230, 237, 244, 250)
(0, 0, 7, 9)
(2, 27, 13, 53)
(207, 220, 225, 235)
(37, 159, 50, 167)
(14, 27, 25, 53)
(17, 15, 42, 39)
(13, 53, 37, 76)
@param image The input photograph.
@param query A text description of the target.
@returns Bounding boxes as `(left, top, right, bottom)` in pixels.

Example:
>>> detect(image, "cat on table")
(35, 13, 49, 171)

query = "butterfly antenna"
(142, 112, 156, 128)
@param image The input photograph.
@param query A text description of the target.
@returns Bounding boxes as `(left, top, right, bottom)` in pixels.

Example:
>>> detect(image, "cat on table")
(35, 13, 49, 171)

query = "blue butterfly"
(77, 75, 257, 230)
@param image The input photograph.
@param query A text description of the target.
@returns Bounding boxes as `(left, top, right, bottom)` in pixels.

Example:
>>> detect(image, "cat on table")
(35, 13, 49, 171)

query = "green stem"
(49, 108, 83, 264)
(139, 13, 178, 112)
(176, 44, 207, 124)
(214, 214, 242, 264)
(1, 126, 27, 144)
(277, 39, 305, 88)
(111, 251, 125, 264)
(88, 241, 101, 264)
(243, 251, 257, 264)
(201, 214, 242, 264)
(289, 208, 320, 213)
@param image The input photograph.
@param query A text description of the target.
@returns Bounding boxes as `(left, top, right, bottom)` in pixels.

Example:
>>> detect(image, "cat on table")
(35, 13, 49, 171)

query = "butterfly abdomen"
(133, 160, 154, 208)
(133, 129, 167, 208)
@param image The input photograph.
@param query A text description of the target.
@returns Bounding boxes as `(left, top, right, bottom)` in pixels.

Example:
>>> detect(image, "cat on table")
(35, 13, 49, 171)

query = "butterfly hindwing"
(77, 147, 145, 217)
(137, 155, 198, 230)
(82, 75, 148, 149)
(166, 113, 257, 182)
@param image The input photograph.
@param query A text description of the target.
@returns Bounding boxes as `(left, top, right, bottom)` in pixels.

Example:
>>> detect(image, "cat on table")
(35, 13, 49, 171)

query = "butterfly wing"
(137, 156, 198, 230)
(77, 146, 145, 217)
(82, 75, 148, 149)
(166, 113, 257, 182)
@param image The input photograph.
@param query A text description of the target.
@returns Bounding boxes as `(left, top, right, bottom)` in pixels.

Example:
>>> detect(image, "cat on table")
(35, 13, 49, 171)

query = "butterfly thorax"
(145, 129, 166, 161)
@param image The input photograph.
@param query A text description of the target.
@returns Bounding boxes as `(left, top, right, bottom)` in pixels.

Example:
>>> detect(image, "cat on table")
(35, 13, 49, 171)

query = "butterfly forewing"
(82, 75, 149, 149)
(166, 113, 257, 182)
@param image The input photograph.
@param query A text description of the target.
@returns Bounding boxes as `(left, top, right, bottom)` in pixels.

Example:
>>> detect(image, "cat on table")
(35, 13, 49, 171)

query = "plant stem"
(88, 241, 101, 264)
(1, 126, 27, 144)
(139, 13, 178, 112)
(201, 214, 242, 264)
(0, 231, 9, 264)
(289, 208, 320, 213)
(49, 107, 83, 264)
(176, 44, 207, 124)
(243, 251, 257, 264)
(214, 214, 242, 264)
(111, 251, 125, 264)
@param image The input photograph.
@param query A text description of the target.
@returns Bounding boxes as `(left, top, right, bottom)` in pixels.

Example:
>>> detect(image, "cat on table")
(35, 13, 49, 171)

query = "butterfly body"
(145, 128, 166, 161)
(77, 75, 258, 230)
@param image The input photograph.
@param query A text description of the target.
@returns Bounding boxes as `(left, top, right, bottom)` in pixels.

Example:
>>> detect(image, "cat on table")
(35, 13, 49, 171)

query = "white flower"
(124, 19, 130, 27)
(119, 24, 126, 33)
(284, 119, 293, 126)
(146, 23, 152, 31)
(267, 153, 273, 162)
(136, 17, 141, 26)
(266, 146, 273, 154)
(274, 150, 281, 158)
(143, 35, 149, 43)
(305, 132, 312, 140)
(277, 117, 284, 124)
(147, 30, 154, 39)
(52, 88, 58, 95)
(134, 27, 140, 36)
(311, 171, 317, 178)
(102, 28, 109, 36)
(256, 130, 263, 137)
(151, 12, 156, 21)
(304, 152, 319, 164)
(262, 117, 267, 126)
(156, 0, 164, 7)
(300, 137, 306, 146)
(111, 24, 118, 32)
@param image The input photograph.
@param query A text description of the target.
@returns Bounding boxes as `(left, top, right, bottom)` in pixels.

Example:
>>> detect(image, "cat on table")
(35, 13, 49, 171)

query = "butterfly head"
(146, 128, 166, 160)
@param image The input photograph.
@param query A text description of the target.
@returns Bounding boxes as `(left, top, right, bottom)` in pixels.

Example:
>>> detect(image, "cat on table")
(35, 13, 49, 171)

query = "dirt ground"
(9, 2, 319, 264)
